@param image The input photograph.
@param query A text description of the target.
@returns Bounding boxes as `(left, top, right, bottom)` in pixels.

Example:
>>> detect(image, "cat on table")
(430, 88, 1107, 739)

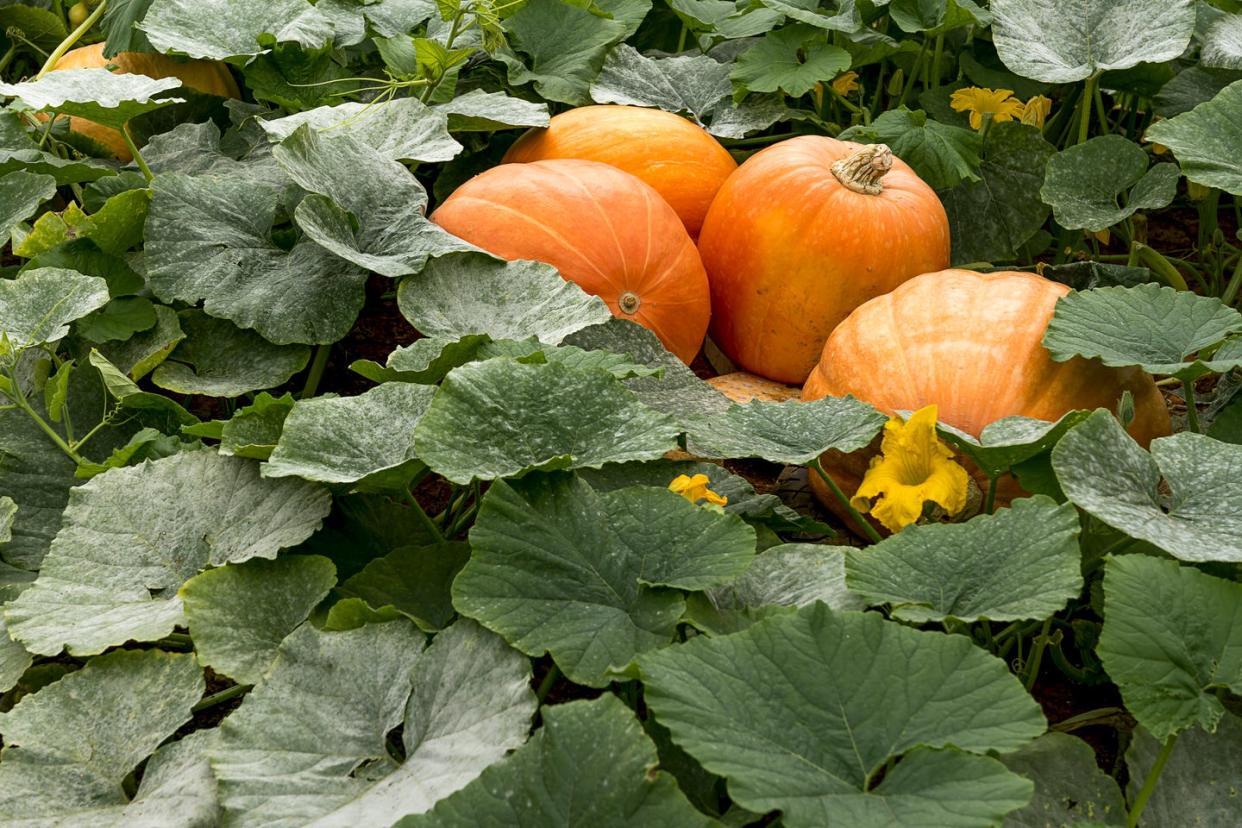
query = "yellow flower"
(950, 87, 1025, 130)
(1020, 95, 1052, 128)
(850, 405, 970, 533)
(668, 473, 727, 507)
(831, 71, 860, 97)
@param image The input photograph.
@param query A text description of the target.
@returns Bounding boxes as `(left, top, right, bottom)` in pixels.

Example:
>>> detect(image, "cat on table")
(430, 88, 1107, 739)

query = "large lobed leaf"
(1145, 79, 1242, 196)
(846, 497, 1082, 623)
(454, 472, 756, 686)
(4, 451, 330, 655)
(1098, 554, 1242, 740)
(1052, 411, 1242, 563)
(211, 618, 536, 827)
(0, 70, 184, 130)
(640, 603, 1045, 827)
(414, 359, 680, 484)
(402, 695, 716, 827)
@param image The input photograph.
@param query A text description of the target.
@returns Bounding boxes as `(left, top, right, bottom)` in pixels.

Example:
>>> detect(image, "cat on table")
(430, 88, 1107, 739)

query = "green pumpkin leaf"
(337, 542, 471, 632)
(145, 172, 368, 345)
(453, 472, 756, 686)
(935, 411, 1092, 478)
(997, 733, 1126, 828)
(401, 695, 716, 828)
(0, 406, 78, 570)
(212, 391, 296, 460)
(1042, 283, 1242, 379)
(353, 334, 494, 386)
(564, 318, 732, 427)
(640, 604, 1045, 827)
(260, 97, 462, 163)
(840, 107, 983, 190)
(398, 252, 611, 346)
(3, 451, 330, 656)
(731, 26, 852, 98)
(0, 267, 109, 351)
(990, 0, 1195, 83)
(0, 171, 56, 242)
(1052, 412, 1242, 563)
(415, 359, 679, 484)
(845, 497, 1082, 623)
(151, 311, 312, 398)
(1098, 555, 1242, 739)
(0, 613, 31, 695)
(273, 127, 472, 278)
(140, 0, 335, 60)
(1145, 79, 1242, 195)
(0, 649, 204, 821)
(942, 122, 1055, 264)
(180, 554, 337, 685)
(0, 112, 114, 185)
(1201, 13, 1242, 71)
(498, 0, 630, 105)
(433, 89, 551, 132)
(0, 4, 68, 50)
(686, 396, 886, 464)
(212, 618, 536, 826)
(0, 69, 184, 131)
(1124, 714, 1242, 825)
(1041, 135, 1179, 231)
(97, 302, 185, 380)
(690, 542, 864, 634)
(264, 382, 436, 488)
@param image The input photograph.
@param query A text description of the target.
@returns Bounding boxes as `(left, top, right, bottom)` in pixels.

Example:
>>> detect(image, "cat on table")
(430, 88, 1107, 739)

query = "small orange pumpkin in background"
(698, 136, 950, 384)
(502, 105, 737, 239)
(47, 42, 239, 161)
(431, 158, 711, 364)
(801, 268, 1171, 519)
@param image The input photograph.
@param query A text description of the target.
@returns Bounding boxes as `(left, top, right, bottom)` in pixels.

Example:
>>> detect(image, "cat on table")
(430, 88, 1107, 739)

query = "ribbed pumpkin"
(698, 136, 950, 384)
(47, 43, 239, 161)
(431, 158, 711, 364)
(802, 269, 1172, 518)
(502, 105, 737, 239)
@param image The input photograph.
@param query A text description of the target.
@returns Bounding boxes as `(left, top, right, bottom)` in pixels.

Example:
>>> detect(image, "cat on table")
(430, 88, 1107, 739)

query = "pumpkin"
(502, 105, 737, 239)
(697, 136, 950, 384)
(707, 372, 801, 404)
(431, 158, 711, 364)
(801, 268, 1172, 523)
(46, 42, 240, 161)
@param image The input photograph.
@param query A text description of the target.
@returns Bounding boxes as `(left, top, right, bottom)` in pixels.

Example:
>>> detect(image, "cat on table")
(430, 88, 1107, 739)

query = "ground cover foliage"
(0, 0, 1241, 826)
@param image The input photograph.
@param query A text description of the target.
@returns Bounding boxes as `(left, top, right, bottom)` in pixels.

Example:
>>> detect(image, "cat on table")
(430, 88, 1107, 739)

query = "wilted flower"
(1020, 95, 1052, 128)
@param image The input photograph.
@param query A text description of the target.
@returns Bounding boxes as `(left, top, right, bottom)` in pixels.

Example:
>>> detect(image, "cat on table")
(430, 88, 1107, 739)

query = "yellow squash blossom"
(950, 87, 1025, 130)
(669, 474, 727, 507)
(1020, 95, 1052, 128)
(850, 405, 970, 533)
(831, 71, 860, 97)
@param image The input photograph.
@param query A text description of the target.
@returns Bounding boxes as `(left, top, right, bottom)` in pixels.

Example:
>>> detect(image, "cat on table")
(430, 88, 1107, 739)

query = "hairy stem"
(810, 459, 883, 544)
(1126, 733, 1179, 828)
(37, 0, 107, 79)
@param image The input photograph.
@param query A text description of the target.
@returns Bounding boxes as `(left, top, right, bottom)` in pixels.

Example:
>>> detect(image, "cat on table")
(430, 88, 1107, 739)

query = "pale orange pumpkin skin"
(431, 158, 711, 364)
(801, 268, 1172, 516)
(698, 136, 951, 384)
(48, 43, 240, 161)
(502, 105, 737, 239)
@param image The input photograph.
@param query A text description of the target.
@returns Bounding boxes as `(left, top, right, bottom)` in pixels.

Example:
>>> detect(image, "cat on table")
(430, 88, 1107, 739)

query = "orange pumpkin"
(698, 136, 950, 384)
(801, 269, 1171, 519)
(47, 42, 239, 161)
(431, 158, 711, 364)
(502, 105, 737, 239)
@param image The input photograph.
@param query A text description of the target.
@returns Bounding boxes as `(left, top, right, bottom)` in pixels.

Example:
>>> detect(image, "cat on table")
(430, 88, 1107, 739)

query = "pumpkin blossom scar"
(850, 405, 970, 533)
(950, 87, 1025, 130)
(668, 474, 728, 507)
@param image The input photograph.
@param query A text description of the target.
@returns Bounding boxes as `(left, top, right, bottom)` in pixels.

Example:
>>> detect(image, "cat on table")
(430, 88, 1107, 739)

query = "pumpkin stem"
(618, 291, 641, 314)
(830, 144, 893, 195)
